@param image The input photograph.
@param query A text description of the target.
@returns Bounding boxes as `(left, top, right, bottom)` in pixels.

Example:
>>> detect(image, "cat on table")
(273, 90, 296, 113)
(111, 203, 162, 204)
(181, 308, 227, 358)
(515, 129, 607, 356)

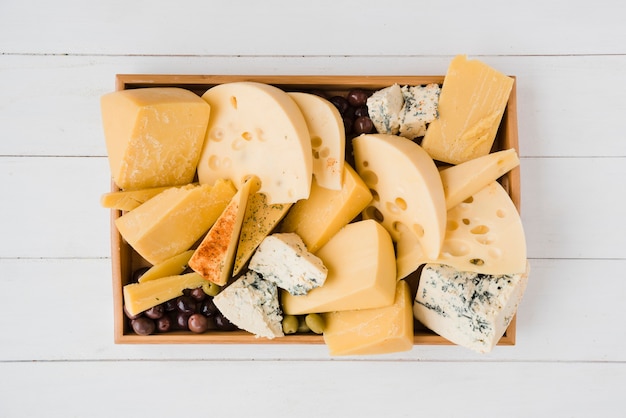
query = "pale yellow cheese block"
(189, 176, 260, 285)
(232, 192, 292, 276)
(440, 148, 519, 210)
(279, 163, 372, 253)
(101, 185, 173, 211)
(115, 180, 236, 266)
(288, 92, 345, 191)
(138, 250, 195, 283)
(323, 280, 413, 356)
(124, 272, 206, 317)
(421, 55, 514, 165)
(281, 220, 396, 315)
(101, 87, 211, 190)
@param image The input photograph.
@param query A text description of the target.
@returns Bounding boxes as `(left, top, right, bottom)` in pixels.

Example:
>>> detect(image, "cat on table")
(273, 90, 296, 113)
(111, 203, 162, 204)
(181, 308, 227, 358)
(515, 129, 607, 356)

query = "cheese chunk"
(288, 92, 345, 190)
(353, 133, 446, 260)
(115, 180, 236, 265)
(100, 185, 172, 211)
(282, 220, 396, 315)
(279, 163, 372, 253)
(421, 55, 514, 164)
(323, 280, 413, 356)
(123, 272, 206, 317)
(197, 82, 312, 204)
(233, 192, 291, 276)
(101, 87, 210, 190)
(138, 250, 194, 283)
(189, 176, 260, 285)
(398, 84, 441, 139)
(367, 83, 403, 135)
(248, 233, 327, 296)
(414, 263, 529, 353)
(396, 181, 527, 277)
(213, 271, 284, 339)
(440, 148, 520, 210)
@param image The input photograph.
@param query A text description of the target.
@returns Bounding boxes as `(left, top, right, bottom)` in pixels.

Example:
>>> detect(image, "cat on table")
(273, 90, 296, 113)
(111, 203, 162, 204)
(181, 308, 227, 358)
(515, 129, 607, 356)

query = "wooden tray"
(110, 74, 520, 345)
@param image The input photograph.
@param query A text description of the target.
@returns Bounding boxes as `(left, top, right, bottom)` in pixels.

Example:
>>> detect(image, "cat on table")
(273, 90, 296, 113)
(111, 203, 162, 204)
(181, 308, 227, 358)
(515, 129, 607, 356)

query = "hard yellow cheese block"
(101, 185, 173, 211)
(138, 250, 195, 283)
(323, 280, 413, 356)
(124, 272, 206, 317)
(282, 220, 396, 315)
(197, 82, 312, 204)
(189, 176, 260, 285)
(101, 87, 211, 190)
(279, 163, 372, 253)
(421, 55, 514, 165)
(115, 180, 237, 265)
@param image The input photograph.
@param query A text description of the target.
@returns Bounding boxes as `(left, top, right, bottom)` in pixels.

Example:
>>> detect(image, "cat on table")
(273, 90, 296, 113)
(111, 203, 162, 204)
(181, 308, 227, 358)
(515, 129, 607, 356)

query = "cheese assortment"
(103, 55, 528, 354)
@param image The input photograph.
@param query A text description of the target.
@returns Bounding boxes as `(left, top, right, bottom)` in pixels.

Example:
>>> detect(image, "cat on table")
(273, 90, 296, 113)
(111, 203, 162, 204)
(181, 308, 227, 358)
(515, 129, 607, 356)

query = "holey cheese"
(197, 82, 312, 204)
(101, 87, 210, 190)
(353, 134, 446, 261)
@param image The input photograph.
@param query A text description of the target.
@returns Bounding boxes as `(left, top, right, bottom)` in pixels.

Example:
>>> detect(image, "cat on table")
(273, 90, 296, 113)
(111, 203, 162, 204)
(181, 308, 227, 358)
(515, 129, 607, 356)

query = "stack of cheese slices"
(101, 55, 529, 355)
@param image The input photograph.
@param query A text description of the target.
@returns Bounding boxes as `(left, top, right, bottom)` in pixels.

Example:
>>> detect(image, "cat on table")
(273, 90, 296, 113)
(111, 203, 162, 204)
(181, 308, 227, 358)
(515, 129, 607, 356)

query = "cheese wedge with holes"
(281, 220, 396, 315)
(115, 180, 236, 265)
(197, 82, 312, 204)
(397, 181, 526, 277)
(101, 87, 210, 190)
(101, 185, 172, 211)
(353, 133, 446, 260)
(323, 280, 413, 356)
(279, 163, 372, 253)
(288, 92, 345, 190)
(421, 55, 514, 165)
(440, 148, 520, 210)
(189, 176, 260, 285)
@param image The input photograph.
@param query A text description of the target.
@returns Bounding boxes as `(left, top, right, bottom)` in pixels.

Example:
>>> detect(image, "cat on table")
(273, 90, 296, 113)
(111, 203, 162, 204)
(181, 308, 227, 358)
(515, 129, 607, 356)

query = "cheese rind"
(197, 82, 312, 204)
(421, 55, 514, 165)
(213, 271, 284, 339)
(248, 233, 327, 296)
(414, 263, 529, 353)
(288, 92, 345, 190)
(323, 280, 414, 356)
(115, 180, 236, 265)
(101, 87, 210, 190)
(281, 220, 396, 315)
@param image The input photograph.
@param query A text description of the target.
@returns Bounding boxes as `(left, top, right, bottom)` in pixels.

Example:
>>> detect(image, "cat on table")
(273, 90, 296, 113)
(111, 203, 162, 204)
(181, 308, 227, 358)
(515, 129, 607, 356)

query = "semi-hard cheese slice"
(440, 148, 520, 210)
(189, 176, 260, 285)
(279, 163, 372, 253)
(232, 192, 292, 276)
(353, 133, 446, 260)
(137, 250, 194, 283)
(197, 82, 312, 204)
(421, 55, 514, 165)
(115, 180, 237, 265)
(101, 87, 210, 190)
(323, 280, 413, 356)
(288, 92, 345, 190)
(281, 220, 396, 315)
(101, 185, 172, 211)
(396, 181, 527, 277)
(123, 272, 206, 317)
(414, 263, 529, 353)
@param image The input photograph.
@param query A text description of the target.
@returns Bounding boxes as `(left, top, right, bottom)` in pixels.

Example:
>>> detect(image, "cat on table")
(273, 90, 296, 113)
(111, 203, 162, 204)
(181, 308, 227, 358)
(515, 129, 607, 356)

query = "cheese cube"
(398, 84, 441, 139)
(323, 280, 414, 356)
(101, 87, 210, 190)
(248, 233, 327, 296)
(366, 83, 403, 135)
(414, 263, 529, 353)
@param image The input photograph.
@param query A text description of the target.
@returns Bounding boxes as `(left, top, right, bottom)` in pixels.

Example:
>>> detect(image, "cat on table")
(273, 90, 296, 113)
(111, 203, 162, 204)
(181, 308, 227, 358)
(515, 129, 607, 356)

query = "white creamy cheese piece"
(248, 232, 328, 296)
(398, 84, 441, 139)
(213, 271, 284, 339)
(414, 262, 529, 353)
(366, 83, 403, 135)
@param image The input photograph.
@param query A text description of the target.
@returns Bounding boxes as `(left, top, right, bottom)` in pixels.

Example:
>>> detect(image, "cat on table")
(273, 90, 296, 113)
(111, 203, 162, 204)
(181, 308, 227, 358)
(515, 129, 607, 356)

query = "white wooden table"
(1, 1, 624, 416)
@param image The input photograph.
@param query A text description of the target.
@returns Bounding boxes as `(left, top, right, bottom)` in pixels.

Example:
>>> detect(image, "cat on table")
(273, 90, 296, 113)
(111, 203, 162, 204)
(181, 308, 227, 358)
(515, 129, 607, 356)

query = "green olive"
(202, 281, 222, 297)
(297, 315, 311, 333)
(282, 315, 299, 334)
(304, 313, 325, 334)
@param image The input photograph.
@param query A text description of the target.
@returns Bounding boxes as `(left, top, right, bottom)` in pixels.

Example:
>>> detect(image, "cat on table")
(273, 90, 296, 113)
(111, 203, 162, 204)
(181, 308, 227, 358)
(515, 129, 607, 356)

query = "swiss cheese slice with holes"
(396, 181, 526, 278)
(288, 92, 345, 191)
(197, 82, 312, 204)
(352, 133, 446, 261)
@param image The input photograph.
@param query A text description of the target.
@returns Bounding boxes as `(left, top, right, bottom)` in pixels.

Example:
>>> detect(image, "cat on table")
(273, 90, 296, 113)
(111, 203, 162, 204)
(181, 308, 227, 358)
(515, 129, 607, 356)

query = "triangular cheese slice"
(189, 176, 261, 285)
(396, 181, 526, 279)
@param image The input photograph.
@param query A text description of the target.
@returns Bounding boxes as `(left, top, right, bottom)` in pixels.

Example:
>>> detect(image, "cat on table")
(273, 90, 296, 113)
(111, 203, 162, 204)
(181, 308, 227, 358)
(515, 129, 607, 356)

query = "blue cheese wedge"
(248, 233, 328, 296)
(213, 271, 284, 339)
(398, 84, 441, 139)
(413, 263, 529, 353)
(366, 83, 403, 135)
